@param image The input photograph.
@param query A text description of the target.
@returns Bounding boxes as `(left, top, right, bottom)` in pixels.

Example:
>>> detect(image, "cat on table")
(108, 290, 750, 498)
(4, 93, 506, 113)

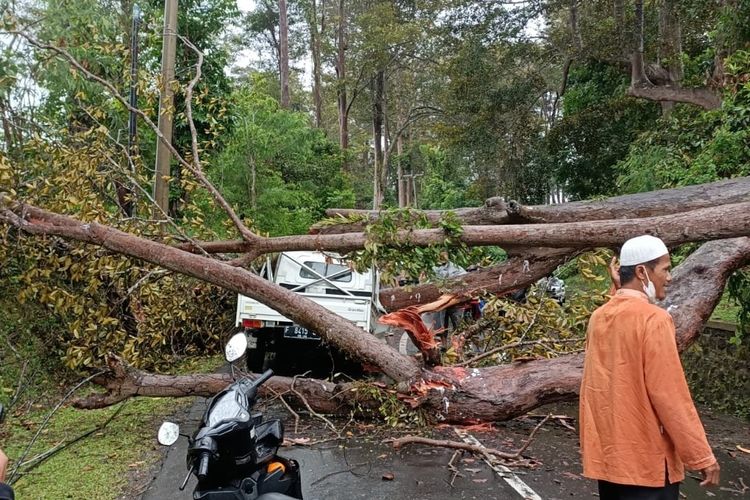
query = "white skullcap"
(619, 235, 669, 266)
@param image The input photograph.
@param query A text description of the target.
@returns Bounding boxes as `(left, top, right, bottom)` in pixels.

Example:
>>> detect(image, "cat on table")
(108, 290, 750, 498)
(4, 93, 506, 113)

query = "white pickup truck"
(236, 251, 382, 372)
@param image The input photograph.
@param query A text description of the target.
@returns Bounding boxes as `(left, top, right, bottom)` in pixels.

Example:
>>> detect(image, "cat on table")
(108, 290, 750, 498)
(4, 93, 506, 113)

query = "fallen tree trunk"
(379, 247, 576, 311)
(0, 199, 420, 383)
(71, 237, 750, 422)
(312, 176, 750, 234)
(664, 237, 750, 350)
(73, 355, 369, 414)
(173, 201, 750, 256)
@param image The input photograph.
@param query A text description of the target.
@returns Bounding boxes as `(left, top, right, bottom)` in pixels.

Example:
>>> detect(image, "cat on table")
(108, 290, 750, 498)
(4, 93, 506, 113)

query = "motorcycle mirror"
(225, 333, 248, 363)
(157, 421, 180, 446)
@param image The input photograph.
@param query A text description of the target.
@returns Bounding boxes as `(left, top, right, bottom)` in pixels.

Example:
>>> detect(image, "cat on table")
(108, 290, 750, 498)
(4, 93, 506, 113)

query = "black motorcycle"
(158, 334, 304, 500)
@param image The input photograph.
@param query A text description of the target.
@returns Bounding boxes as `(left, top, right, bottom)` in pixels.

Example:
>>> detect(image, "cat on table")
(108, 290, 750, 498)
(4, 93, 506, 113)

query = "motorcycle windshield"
(207, 390, 246, 427)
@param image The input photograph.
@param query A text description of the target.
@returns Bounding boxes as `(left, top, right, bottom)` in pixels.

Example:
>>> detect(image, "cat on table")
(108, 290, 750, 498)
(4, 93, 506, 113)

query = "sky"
(236, 0, 255, 12)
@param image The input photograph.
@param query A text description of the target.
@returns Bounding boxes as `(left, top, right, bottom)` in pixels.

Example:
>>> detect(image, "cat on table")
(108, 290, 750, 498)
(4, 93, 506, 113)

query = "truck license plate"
(283, 326, 320, 340)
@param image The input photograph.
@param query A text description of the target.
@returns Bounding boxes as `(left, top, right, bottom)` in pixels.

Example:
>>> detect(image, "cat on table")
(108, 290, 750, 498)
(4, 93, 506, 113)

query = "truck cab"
(236, 251, 381, 372)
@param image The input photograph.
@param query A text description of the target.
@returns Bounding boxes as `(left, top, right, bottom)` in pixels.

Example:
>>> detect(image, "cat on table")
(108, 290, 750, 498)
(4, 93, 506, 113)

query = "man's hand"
(0, 448, 8, 482)
(608, 256, 621, 291)
(699, 460, 720, 487)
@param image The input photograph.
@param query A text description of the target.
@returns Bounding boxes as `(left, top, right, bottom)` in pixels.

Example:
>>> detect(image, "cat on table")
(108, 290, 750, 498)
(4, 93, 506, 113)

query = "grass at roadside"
(708, 290, 741, 324)
(4, 397, 190, 499)
(1, 353, 224, 499)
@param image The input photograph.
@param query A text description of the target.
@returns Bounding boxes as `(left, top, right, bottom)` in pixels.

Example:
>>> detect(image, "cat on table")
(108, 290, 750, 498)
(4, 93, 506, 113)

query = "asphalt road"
(139, 398, 750, 500)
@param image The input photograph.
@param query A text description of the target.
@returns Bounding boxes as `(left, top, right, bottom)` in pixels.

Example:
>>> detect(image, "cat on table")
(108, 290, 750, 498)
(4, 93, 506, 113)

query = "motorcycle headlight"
(207, 391, 248, 427)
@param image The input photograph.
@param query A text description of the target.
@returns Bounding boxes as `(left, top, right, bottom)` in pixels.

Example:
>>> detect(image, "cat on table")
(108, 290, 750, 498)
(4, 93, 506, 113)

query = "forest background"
(1, 0, 750, 497)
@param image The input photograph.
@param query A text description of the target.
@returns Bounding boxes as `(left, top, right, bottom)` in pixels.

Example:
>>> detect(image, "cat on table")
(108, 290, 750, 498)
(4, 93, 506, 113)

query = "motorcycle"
(157, 333, 304, 500)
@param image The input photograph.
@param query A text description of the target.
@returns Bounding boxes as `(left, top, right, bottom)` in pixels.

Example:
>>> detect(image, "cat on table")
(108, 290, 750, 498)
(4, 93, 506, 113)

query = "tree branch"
(0, 198, 420, 382)
(165, 201, 750, 255)
(9, 30, 258, 242)
(626, 84, 721, 110)
(315, 176, 750, 233)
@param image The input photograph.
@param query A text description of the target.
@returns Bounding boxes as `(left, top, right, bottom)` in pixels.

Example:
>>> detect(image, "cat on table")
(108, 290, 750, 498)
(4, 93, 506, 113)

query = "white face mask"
(640, 268, 657, 303)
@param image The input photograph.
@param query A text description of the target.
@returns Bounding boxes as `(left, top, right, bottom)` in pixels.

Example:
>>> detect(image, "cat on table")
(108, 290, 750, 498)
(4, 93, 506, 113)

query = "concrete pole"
(153, 0, 178, 221)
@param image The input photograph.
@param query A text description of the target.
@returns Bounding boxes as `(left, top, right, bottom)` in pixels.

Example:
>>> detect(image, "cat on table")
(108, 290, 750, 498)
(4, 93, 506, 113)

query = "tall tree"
(371, 69, 385, 208)
(279, 0, 291, 108)
(310, 0, 325, 126)
(335, 0, 349, 157)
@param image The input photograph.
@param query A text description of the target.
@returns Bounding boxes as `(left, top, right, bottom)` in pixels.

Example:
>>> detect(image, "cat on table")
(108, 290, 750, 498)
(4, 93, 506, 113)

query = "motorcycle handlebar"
(197, 451, 210, 480)
(250, 369, 274, 389)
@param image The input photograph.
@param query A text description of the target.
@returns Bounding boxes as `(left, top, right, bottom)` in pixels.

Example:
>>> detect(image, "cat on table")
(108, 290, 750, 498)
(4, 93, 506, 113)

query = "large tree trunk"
(395, 104, 407, 208)
(175, 200, 750, 261)
(631, 0, 650, 86)
(380, 248, 576, 312)
(70, 237, 750, 423)
(309, 0, 324, 127)
(372, 70, 385, 209)
(279, 0, 291, 109)
(658, 0, 683, 83)
(192, 201, 750, 257)
(335, 0, 348, 161)
(313, 176, 750, 234)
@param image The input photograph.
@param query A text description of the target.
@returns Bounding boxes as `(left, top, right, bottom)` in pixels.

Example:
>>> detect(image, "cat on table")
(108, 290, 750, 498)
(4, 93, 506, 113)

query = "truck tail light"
(242, 319, 262, 329)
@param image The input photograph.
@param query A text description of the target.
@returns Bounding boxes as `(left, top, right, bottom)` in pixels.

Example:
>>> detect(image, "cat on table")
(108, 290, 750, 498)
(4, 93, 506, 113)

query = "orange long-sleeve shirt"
(579, 289, 716, 487)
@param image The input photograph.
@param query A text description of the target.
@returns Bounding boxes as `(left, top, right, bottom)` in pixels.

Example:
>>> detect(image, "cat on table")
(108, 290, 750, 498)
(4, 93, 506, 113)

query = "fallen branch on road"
(388, 414, 551, 465)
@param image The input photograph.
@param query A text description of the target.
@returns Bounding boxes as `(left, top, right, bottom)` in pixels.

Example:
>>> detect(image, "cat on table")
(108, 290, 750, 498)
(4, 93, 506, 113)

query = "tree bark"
(309, 0, 324, 127)
(569, 0, 582, 53)
(372, 70, 385, 209)
(631, 0, 650, 86)
(279, 0, 291, 109)
(626, 85, 721, 110)
(175, 199, 750, 260)
(335, 0, 349, 161)
(175, 200, 750, 257)
(313, 176, 750, 234)
(70, 237, 750, 422)
(379, 248, 576, 312)
(658, 0, 683, 85)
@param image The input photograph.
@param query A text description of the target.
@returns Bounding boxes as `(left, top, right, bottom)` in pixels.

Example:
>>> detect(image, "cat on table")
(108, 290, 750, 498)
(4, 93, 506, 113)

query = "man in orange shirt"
(579, 235, 720, 499)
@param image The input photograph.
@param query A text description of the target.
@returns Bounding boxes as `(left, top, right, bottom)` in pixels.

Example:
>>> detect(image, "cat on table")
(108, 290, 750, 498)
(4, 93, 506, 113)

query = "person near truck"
(579, 234, 720, 499)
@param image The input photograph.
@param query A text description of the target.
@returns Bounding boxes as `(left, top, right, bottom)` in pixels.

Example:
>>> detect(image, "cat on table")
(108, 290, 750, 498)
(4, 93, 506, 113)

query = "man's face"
(637, 254, 672, 300)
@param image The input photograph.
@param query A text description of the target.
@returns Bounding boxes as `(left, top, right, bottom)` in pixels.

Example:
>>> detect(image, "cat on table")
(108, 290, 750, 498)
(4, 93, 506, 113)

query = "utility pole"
(153, 0, 178, 221)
